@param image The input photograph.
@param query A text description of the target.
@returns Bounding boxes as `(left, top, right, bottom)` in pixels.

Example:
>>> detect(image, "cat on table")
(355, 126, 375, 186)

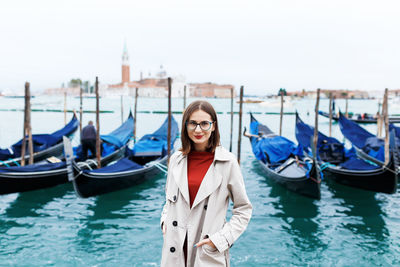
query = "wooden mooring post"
(64, 92, 67, 125)
(95, 77, 101, 168)
(167, 78, 172, 163)
(229, 87, 234, 152)
(313, 88, 321, 179)
(345, 90, 349, 118)
(79, 86, 83, 134)
(183, 85, 187, 110)
(329, 92, 333, 137)
(313, 89, 321, 156)
(237, 86, 244, 164)
(121, 95, 124, 124)
(279, 90, 284, 136)
(134, 88, 138, 144)
(383, 88, 389, 165)
(21, 82, 34, 166)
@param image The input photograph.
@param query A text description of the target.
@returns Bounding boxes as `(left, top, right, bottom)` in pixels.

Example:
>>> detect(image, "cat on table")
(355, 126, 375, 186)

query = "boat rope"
(10, 159, 20, 166)
(0, 160, 10, 167)
(76, 161, 93, 171)
(305, 160, 324, 181)
(70, 170, 83, 181)
(149, 161, 168, 174)
(86, 159, 98, 168)
(319, 162, 336, 171)
(380, 164, 398, 175)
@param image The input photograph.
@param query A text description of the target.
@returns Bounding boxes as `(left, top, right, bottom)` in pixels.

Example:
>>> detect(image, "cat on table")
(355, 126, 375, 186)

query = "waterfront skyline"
(0, 0, 399, 95)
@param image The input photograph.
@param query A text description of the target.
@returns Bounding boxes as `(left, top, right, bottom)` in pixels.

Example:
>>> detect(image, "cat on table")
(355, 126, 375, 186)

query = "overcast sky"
(0, 0, 399, 95)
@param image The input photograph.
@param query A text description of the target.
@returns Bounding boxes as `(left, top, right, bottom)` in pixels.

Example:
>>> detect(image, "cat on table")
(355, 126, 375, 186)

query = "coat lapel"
(172, 155, 190, 205)
(191, 146, 231, 209)
(191, 163, 222, 209)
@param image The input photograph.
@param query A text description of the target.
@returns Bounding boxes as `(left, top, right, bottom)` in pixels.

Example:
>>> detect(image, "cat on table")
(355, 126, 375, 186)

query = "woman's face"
(187, 109, 215, 151)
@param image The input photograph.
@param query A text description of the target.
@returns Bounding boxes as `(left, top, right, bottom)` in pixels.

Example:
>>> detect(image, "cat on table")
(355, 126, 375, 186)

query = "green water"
(0, 96, 399, 266)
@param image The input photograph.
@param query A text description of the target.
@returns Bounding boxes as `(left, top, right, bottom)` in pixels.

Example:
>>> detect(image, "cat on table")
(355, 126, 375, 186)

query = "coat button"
(204, 205, 208, 210)
(170, 247, 176, 253)
(172, 221, 178, 227)
(173, 195, 177, 201)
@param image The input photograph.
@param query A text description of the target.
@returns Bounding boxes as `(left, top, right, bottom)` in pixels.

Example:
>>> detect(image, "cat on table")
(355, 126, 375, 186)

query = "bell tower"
(122, 41, 130, 84)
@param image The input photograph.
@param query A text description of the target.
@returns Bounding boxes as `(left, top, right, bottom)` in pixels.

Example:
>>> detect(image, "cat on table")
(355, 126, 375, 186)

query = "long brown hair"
(180, 100, 220, 155)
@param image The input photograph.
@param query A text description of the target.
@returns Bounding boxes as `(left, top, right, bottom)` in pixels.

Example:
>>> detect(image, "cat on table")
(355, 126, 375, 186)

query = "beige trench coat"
(160, 146, 252, 267)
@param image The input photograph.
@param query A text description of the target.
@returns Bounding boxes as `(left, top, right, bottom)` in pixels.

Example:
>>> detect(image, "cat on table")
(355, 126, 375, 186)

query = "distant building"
(105, 44, 234, 98)
(43, 43, 235, 98)
(188, 83, 235, 98)
(121, 42, 130, 84)
(287, 89, 370, 99)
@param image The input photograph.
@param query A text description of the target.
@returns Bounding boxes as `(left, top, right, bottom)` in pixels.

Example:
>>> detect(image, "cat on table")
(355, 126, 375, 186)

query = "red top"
(187, 151, 215, 208)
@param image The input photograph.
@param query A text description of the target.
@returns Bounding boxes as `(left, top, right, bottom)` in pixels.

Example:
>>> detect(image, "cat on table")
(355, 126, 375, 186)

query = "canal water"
(0, 96, 399, 266)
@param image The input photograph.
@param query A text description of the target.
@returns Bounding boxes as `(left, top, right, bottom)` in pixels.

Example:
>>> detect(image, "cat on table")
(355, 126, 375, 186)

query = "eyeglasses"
(186, 120, 214, 131)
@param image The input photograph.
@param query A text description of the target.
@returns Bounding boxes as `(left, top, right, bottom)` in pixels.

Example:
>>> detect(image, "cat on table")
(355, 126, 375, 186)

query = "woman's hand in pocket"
(194, 238, 216, 249)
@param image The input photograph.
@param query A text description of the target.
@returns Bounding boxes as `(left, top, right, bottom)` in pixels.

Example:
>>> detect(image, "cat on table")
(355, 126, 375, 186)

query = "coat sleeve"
(209, 159, 253, 252)
(160, 153, 177, 228)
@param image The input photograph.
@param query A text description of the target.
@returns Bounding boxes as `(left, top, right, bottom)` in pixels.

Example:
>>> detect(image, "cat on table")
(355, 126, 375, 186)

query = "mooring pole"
(21, 84, 28, 166)
(27, 83, 33, 165)
(95, 77, 101, 168)
(183, 85, 187, 110)
(167, 78, 172, 163)
(384, 88, 389, 165)
(345, 90, 349, 118)
(79, 86, 83, 134)
(313, 89, 321, 155)
(279, 90, 284, 136)
(329, 92, 333, 137)
(134, 87, 138, 144)
(237, 86, 244, 164)
(229, 87, 234, 152)
(377, 101, 383, 137)
(21, 82, 33, 166)
(121, 95, 124, 124)
(64, 91, 67, 125)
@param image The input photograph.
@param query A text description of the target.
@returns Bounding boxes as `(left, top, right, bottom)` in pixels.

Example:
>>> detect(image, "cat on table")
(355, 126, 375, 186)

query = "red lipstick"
(194, 135, 203, 139)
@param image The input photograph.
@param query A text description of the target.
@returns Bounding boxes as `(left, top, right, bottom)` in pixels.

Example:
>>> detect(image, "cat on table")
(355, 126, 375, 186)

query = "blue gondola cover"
(296, 113, 380, 170)
(101, 114, 134, 147)
(0, 115, 79, 160)
(85, 157, 142, 173)
(0, 162, 66, 173)
(339, 112, 385, 161)
(131, 116, 178, 157)
(250, 119, 302, 164)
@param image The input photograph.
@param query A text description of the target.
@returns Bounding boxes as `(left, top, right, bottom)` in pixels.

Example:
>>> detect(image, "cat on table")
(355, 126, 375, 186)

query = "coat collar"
(173, 146, 231, 209)
(175, 146, 231, 164)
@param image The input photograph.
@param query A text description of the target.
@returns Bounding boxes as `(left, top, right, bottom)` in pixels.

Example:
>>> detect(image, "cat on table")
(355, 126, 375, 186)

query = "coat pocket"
(202, 243, 219, 254)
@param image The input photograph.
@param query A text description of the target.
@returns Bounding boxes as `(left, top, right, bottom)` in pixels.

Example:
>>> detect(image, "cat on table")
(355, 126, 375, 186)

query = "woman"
(160, 100, 252, 267)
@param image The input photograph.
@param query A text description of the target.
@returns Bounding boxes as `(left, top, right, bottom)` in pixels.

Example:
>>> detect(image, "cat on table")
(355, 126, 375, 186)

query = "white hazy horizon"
(0, 0, 399, 95)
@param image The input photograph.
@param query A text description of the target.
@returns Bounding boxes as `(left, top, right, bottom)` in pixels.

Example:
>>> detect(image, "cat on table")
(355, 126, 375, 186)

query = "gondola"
(0, 113, 134, 195)
(390, 124, 400, 139)
(244, 113, 321, 199)
(337, 111, 400, 166)
(0, 114, 79, 167)
(72, 115, 179, 198)
(319, 110, 400, 124)
(295, 113, 398, 194)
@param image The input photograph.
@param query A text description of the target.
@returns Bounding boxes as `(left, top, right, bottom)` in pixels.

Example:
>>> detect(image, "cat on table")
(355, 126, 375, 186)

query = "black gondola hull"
(0, 147, 126, 195)
(0, 141, 66, 167)
(319, 111, 400, 124)
(73, 156, 168, 198)
(0, 169, 68, 194)
(323, 158, 398, 194)
(258, 160, 321, 199)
